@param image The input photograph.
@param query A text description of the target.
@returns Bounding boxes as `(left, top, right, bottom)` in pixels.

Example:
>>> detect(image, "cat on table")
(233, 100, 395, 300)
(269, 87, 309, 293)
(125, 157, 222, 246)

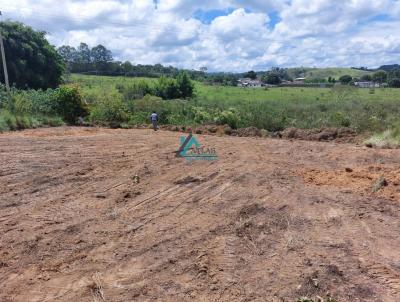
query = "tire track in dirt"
(2, 127, 400, 301)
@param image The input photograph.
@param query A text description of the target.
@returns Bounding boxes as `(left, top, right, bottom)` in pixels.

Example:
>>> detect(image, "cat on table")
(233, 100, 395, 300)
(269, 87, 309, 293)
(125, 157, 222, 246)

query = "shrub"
(339, 75, 353, 84)
(117, 80, 154, 100)
(0, 112, 10, 131)
(154, 76, 181, 99)
(53, 85, 88, 124)
(364, 125, 400, 148)
(41, 116, 65, 127)
(89, 92, 128, 125)
(0, 110, 17, 131)
(15, 115, 32, 129)
(188, 106, 213, 124)
(215, 108, 241, 129)
(176, 71, 194, 98)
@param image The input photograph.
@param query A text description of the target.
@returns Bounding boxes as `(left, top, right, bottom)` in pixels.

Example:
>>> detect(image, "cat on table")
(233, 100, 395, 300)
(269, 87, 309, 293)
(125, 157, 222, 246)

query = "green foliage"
(0, 110, 17, 131)
(0, 109, 64, 132)
(339, 75, 352, 84)
(154, 76, 180, 99)
(372, 70, 387, 83)
(360, 74, 372, 81)
(116, 80, 153, 100)
(53, 85, 88, 124)
(72, 74, 400, 134)
(245, 70, 257, 79)
(176, 71, 194, 98)
(40, 116, 65, 127)
(214, 108, 241, 129)
(389, 78, 400, 88)
(262, 73, 282, 85)
(0, 21, 64, 89)
(89, 92, 128, 124)
(331, 84, 357, 101)
(0, 84, 70, 132)
(58, 42, 206, 79)
(365, 124, 400, 148)
(153, 73, 194, 100)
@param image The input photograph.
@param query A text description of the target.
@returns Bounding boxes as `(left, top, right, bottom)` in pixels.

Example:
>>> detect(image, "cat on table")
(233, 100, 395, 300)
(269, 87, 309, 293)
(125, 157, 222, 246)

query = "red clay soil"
(1, 127, 400, 302)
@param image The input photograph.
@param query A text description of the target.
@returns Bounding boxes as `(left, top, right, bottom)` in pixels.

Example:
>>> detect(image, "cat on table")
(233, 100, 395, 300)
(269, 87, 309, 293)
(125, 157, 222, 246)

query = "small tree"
(54, 85, 88, 124)
(155, 76, 180, 100)
(176, 71, 194, 98)
(245, 70, 257, 80)
(360, 74, 372, 81)
(339, 75, 352, 84)
(262, 73, 281, 85)
(372, 70, 387, 84)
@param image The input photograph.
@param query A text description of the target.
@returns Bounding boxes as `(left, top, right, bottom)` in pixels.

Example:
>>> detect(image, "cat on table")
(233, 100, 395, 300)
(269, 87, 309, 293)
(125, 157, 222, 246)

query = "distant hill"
(286, 67, 373, 80)
(378, 64, 400, 72)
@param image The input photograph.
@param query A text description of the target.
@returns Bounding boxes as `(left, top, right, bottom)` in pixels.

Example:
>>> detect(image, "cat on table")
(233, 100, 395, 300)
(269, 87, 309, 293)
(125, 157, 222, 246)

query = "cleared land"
(1, 127, 400, 301)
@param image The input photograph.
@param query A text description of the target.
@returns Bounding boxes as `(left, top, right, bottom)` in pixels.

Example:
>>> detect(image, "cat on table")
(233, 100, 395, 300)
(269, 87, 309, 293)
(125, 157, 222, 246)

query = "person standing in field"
(150, 111, 158, 131)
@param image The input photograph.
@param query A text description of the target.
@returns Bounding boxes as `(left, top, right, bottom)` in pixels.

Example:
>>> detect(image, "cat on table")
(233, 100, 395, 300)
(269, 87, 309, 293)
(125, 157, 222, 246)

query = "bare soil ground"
(1, 127, 400, 302)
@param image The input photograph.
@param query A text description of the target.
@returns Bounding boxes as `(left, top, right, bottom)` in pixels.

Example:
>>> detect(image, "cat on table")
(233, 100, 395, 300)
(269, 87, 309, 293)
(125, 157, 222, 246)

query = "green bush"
(176, 71, 194, 98)
(15, 115, 32, 129)
(117, 80, 153, 101)
(89, 92, 128, 125)
(0, 110, 17, 131)
(53, 85, 88, 124)
(214, 108, 241, 129)
(154, 76, 181, 100)
(41, 116, 65, 127)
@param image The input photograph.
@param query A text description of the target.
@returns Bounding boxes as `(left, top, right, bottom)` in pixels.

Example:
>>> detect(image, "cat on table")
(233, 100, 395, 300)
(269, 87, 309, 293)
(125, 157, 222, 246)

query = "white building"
(237, 78, 263, 88)
(354, 81, 381, 88)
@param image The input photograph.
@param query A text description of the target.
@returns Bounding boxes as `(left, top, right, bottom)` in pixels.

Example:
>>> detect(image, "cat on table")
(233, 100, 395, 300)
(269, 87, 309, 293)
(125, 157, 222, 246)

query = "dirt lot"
(1, 127, 400, 302)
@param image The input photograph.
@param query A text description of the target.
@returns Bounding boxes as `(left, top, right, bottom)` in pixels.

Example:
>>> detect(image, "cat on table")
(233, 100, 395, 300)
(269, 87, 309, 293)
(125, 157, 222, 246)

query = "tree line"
(57, 43, 206, 80)
(338, 70, 400, 87)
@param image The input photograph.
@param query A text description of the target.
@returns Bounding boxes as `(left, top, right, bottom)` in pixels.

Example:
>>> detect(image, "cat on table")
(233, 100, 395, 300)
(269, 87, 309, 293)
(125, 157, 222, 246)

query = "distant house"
(354, 81, 381, 88)
(238, 78, 263, 88)
(294, 77, 306, 83)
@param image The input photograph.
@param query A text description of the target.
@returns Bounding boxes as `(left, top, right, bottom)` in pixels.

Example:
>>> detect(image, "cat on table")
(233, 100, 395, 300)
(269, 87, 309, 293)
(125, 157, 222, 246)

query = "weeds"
(3, 74, 400, 135)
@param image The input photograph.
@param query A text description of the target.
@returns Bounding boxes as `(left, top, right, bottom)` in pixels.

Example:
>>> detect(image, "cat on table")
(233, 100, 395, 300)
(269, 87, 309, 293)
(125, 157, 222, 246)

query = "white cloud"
(0, 0, 399, 71)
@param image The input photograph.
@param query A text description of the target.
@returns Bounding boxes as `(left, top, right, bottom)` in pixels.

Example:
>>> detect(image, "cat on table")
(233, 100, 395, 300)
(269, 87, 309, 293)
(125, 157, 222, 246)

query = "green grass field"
(70, 74, 400, 134)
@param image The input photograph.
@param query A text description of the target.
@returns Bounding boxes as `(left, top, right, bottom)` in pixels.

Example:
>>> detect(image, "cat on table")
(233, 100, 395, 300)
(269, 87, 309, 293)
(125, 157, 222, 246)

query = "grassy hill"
(286, 67, 373, 80)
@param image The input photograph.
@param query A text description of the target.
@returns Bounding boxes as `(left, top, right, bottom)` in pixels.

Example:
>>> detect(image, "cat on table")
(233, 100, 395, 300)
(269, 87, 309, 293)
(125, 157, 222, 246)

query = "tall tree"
(245, 70, 257, 80)
(121, 61, 133, 74)
(57, 45, 77, 63)
(77, 43, 91, 64)
(372, 70, 387, 84)
(91, 44, 113, 72)
(0, 21, 64, 89)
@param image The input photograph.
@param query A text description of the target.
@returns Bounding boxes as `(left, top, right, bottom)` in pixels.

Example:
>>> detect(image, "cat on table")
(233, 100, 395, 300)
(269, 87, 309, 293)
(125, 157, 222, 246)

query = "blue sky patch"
(268, 11, 282, 29)
(193, 8, 235, 24)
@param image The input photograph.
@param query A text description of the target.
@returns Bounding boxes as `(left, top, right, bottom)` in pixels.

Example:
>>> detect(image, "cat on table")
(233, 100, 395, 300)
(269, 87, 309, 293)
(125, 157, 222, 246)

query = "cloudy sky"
(1, 0, 400, 71)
